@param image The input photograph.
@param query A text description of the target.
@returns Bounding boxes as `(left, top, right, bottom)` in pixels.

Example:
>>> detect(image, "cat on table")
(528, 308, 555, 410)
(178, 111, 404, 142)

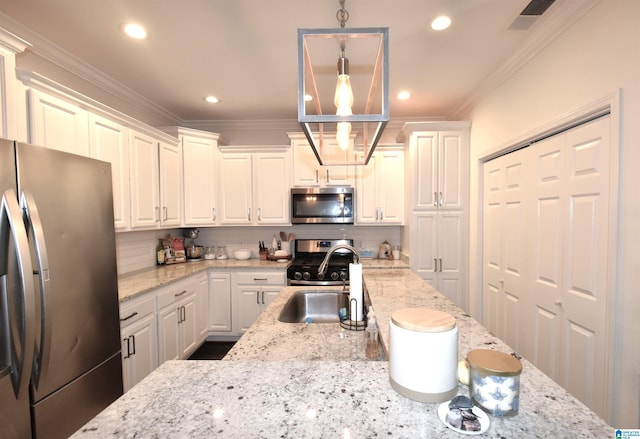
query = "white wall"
(467, 0, 640, 427)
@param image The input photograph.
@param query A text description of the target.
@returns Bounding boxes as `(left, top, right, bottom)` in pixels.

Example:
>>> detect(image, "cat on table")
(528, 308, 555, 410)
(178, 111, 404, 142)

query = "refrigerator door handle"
(20, 191, 51, 388)
(0, 189, 36, 399)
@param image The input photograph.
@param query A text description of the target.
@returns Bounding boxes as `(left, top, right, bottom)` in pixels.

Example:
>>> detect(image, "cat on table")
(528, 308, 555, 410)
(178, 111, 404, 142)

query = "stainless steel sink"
(278, 290, 348, 323)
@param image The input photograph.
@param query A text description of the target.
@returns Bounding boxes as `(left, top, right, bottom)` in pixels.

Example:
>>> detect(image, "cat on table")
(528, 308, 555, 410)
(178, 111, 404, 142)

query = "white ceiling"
(0, 1, 592, 123)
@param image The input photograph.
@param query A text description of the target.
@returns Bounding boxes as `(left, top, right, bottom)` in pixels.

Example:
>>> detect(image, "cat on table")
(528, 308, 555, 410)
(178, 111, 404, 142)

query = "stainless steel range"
(287, 239, 355, 286)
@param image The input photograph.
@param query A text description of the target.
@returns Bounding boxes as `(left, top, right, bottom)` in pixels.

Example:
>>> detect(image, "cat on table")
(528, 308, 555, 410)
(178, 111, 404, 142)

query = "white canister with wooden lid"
(389, 308, 458, 403)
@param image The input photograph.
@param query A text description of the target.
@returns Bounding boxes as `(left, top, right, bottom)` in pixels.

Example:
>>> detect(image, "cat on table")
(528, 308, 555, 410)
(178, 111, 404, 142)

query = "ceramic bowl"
(233, 249, 252, 260)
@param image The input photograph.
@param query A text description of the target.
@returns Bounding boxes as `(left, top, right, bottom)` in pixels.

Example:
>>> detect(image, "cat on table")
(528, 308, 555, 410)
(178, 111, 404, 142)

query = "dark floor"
(188, 341, 236, 360)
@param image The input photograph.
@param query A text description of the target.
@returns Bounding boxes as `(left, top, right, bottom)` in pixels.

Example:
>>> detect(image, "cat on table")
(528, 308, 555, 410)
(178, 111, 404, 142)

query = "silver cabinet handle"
(379, 208, 384, 221)
(433, 192, 438, 207)
(439, 258, 443, 272)
(439, 192, 444, 207)
(315, 169, 319, 183)
(261, 290, 265, 305)
(434, 258, 438, 271)
(212, 207, 216, 221)
(253, 277, 268, 281)
(257, 207, 262, 222)
(1, 189, 36, 399)
(375, 208, 379, 221)
(247, 208, 251, 221)
(181, 305, 186, 323)
(163, 206, 168, 221)
(256, 291, 260, 304)
(326, 169, 330, 183)
(174, 290, 188, 298)
(155, 206, 160, 222)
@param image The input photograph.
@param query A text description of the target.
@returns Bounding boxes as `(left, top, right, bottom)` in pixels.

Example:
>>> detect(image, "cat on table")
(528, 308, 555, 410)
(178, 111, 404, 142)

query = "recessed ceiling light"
(431, 16, 451, 31)
(397, 91, 411, 100)
(122, 23, 148, 40)
(204, 96, 220, 104)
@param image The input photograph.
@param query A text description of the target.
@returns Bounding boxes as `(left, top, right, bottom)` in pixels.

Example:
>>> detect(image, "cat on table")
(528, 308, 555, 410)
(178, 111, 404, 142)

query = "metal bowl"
(186, 246, 204, 259)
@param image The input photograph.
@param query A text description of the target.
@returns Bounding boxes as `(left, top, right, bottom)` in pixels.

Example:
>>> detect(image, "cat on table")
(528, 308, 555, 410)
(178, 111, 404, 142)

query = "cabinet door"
(438, 131, 466, 209)
(195, 274, 209, 342)
(292, 139, 352, 187)
(411, 212, 438, 282)
(179, 293, 198, 358)
(235, 287, 262, 334)
(130, 131, 160, 228)
(159, 141, 182, 227)
(183, 135, 218, 225)
(89, 114, 130, 230)
(219, 153, 252, 225)
(412, 132, 438, 209)
(261, 287, 280, 308)
(209, 272, 232, 333)
(253, 153, 290, 225)
(356, 149, 404, 225)
(377, 149, 404, 224)
(436, 211, 465, 305)
(355, 151, 379, 224)
(157, 304, 181, 364)
(28, 89, 89, 156)
(292, 140, 321, 187)
(121, 313, 158, 393)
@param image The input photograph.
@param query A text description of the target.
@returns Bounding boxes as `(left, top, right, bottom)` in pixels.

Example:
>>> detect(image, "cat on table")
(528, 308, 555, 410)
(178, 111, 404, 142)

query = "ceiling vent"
(508, 0, 556, 31)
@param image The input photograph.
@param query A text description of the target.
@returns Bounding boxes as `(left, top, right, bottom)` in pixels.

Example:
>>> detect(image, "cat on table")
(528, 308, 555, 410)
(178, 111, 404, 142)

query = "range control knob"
(317, 272, 325, 280)
(302, 271, 311, 281)
(339, 271, 347, 281)
(294, 272, 303, 281)
(330, 271, 339, 281)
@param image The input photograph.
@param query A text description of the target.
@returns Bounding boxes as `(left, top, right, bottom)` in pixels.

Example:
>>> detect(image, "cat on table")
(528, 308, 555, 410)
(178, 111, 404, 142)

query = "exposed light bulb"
(335, 51, 353, 152)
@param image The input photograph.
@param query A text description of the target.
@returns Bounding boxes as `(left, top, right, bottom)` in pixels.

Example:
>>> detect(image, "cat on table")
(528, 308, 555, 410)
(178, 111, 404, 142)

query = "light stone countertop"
(72, 359, 612, 438)
(76, 267, 613, 438)
(117, 257, 408, 303)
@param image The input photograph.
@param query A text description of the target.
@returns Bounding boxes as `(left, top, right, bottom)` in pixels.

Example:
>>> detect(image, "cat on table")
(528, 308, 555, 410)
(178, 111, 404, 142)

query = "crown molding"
(0, 12, 181, 126)
(449, 0, 601, 120)
(0, 26, 31, 54)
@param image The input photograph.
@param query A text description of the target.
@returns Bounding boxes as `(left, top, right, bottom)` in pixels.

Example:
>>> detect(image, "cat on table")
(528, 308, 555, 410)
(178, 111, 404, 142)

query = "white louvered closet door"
(482, 115, 613, 419)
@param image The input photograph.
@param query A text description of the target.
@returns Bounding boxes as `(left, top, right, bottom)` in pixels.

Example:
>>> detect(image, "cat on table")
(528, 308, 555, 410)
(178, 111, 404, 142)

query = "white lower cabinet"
(208, 271, 232, 334)
(233, 270, 286, 334)
(119, 294, 158, 393)
(156, 278, 199, 365)
(195, 273, 209, 342)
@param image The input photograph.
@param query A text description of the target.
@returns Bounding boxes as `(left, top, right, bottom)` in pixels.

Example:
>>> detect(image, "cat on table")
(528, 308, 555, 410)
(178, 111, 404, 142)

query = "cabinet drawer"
(235, 271, 286, 285)
(120, 294, 155, 327)
(156, 280, 193, 309)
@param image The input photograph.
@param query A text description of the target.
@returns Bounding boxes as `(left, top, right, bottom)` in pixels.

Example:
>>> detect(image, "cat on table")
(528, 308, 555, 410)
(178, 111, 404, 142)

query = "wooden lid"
(467, 349, 522, 376)
(391, 308, 456, 333)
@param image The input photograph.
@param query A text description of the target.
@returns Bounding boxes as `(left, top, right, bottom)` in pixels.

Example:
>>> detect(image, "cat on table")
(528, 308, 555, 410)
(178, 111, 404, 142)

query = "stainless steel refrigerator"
(0, 139, 123, 438)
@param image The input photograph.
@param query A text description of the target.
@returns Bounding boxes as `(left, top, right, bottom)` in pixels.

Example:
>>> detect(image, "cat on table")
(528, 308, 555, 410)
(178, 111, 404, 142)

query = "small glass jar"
(467, 349, 522, 417)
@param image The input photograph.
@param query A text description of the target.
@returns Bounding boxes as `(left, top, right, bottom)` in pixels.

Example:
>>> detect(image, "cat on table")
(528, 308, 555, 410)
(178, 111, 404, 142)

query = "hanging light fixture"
(298, 0, 389, 166)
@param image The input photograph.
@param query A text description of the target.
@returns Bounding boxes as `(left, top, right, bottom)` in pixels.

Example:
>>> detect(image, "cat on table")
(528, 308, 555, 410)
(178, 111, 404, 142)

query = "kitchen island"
(73, 269, 612, 438)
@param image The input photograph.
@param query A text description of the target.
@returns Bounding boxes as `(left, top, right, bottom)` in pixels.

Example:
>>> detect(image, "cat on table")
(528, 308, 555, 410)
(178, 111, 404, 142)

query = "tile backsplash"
(116, 225, 401, 275)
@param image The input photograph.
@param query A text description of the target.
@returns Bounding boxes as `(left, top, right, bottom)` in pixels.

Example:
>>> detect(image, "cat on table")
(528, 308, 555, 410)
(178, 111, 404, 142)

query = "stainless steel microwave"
(291, 187, 354, 224)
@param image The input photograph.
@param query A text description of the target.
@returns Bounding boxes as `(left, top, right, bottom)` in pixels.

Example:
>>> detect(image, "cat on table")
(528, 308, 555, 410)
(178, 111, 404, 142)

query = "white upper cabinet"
(88, 114, 130, 230)
(129, 130, 160, 229)
(175, 128, 223, 226)
(158, 140, 183, 227)
(355, 146, 404, 225)
(27, 89, 90, 156)
(408, 129, 468, 210)
(218, 147, 291, 226)
(289, 133, 353, 187)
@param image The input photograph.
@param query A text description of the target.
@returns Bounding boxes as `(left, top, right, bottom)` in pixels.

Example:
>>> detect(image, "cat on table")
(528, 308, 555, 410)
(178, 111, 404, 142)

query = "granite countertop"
(117, 257, 408, 303)
(77, 268, 612, 437)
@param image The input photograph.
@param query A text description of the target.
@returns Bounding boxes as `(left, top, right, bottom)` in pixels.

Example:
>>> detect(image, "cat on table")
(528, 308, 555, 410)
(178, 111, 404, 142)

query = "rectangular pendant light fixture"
(297, 27, 389, 166)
